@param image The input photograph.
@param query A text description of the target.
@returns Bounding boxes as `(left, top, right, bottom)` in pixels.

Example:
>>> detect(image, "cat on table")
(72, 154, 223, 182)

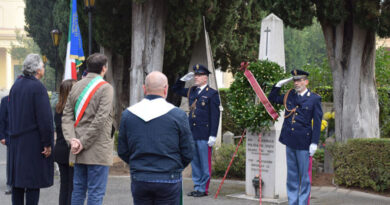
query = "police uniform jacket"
(172, 79, 220, 141)
(268, 86, 323, 150)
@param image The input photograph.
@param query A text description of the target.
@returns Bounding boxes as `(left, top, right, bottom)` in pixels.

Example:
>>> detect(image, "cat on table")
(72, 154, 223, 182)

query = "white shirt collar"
(127, 98, 175, 122)
(299, 88, 308, 96)
(198, 84, 208, 93)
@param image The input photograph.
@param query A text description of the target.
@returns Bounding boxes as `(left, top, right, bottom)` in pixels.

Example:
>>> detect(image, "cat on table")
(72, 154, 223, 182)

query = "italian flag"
(64, 0, 85, 80)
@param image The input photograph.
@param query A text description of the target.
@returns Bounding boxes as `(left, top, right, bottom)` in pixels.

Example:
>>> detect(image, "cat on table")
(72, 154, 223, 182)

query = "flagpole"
(88, 8, 92, 56)
(85, 0, 95, 56)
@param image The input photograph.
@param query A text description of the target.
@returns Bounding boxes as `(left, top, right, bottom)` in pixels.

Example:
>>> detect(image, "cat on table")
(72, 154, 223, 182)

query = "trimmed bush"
(212, 143, 246, 179)
(329, 138, 390, 192)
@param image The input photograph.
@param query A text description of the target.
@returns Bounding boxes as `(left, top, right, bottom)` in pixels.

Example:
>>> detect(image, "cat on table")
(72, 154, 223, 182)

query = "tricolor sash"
(240, 62, 279, 120)
(74, 76, 107, 127)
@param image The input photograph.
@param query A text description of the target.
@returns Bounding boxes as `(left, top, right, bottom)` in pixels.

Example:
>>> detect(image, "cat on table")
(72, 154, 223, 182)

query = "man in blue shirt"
(268, 70, 323, 205)
(118, 71, 194, 205)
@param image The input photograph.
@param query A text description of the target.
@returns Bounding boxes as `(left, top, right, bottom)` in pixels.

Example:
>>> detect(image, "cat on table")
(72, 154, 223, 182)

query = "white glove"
(309, 143, 318, 156)
(275, 77, 293, 87)
(180, 72, 194, 81)
(207, 136, 216, 147)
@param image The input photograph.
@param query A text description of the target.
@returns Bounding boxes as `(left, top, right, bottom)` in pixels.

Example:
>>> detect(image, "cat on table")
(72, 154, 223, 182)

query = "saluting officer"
(172, 64, 220, 197)
(268, 70, 323, 205)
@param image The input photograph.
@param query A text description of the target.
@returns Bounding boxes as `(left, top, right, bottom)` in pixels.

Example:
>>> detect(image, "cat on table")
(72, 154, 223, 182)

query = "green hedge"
(378, 87, 390, 139)
(329, 138, 390, 192)
(312, 86, 333, 102)
(212, 143, 246, 179)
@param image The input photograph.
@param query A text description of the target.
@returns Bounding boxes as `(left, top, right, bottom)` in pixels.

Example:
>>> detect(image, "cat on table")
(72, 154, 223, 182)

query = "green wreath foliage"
(227, 60, 289, 133)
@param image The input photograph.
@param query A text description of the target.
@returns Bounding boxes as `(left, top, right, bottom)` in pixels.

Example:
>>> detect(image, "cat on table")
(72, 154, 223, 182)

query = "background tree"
(26, 0, 265, 126)
(259, 0, 390, 142)
(25, 0, 62, 90)
(10, 30, 55, 91)
(214, 1, 266, 74)
(284, 20, 327, 71)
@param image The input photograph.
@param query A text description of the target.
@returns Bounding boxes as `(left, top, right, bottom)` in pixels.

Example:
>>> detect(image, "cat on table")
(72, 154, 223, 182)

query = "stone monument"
(245, 13, 287, 203)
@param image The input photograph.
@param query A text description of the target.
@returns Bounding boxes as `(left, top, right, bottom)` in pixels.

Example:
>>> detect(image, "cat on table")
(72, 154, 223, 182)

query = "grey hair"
(23, 54, 43, 76)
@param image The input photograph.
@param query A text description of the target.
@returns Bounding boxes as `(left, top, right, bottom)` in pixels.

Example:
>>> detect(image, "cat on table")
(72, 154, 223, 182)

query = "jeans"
(71, 164, 109, 205)
(286, 146, 311, 205)
(58, 163, 74, 205)
(131, 180, 181, 205)
(12, 187, 40, 205)
(191, 140, 212, 193)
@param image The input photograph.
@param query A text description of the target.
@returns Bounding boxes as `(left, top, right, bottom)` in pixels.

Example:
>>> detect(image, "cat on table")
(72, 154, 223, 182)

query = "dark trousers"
(131, 180, 181, 205)
(12, 187, 40, 205)
(58, 163, 74, 205)
(6, 145, 11, 188)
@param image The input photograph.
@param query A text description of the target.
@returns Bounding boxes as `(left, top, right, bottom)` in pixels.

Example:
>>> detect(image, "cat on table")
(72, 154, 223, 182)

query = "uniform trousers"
(286, 146, 311, 205)
(191, 140, 212, 194)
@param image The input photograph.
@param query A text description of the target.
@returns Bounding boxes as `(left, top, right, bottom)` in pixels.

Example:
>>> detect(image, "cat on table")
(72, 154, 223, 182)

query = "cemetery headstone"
(223, 131, 234, 145)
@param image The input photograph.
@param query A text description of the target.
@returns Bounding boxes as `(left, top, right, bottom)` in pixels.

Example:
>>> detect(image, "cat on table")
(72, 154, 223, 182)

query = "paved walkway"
(0, 145, 389, 204)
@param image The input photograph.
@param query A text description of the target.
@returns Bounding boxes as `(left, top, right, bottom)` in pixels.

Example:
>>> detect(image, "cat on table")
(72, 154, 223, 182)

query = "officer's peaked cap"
(193, 64, 211, 75)
(291, 69, 309, 80)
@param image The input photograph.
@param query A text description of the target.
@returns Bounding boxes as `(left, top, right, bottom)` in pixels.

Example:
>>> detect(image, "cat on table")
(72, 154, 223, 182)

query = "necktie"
(195, 87, 201, 95)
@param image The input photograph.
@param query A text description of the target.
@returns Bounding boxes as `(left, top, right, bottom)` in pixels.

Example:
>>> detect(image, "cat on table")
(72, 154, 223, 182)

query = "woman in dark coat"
(53, 79, 76, 205)
(8, 54, 54, 205)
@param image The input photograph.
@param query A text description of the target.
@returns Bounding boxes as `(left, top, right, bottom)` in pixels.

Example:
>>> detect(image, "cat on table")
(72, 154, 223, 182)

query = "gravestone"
(245, 13, 287, 202)
(324, 137, 335, 173)
(222, 131, 234, 145)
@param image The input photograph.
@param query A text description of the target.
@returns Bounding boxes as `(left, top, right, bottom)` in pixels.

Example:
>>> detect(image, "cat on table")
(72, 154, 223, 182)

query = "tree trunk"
(101, 47, 130, 130)
(129, 0, 167, 105)
(321, 19, 379, 142)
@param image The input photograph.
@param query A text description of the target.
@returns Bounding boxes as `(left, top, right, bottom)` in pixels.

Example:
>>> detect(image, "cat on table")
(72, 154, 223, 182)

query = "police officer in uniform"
(172, 64, 220, 197)
(268, 70, 323, 205)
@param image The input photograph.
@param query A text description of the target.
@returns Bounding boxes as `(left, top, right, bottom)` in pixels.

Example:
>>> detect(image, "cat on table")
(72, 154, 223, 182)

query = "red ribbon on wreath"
(240, 62, 279, 120)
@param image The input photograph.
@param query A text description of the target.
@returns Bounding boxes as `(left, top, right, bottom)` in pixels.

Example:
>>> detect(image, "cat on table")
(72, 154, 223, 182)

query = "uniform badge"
(206, 87, 209, 91)
(294, 70, 297, 76)
(202, 101, 205, 106)
(307, 92, 310, 97)
(196, 64, 199, 70)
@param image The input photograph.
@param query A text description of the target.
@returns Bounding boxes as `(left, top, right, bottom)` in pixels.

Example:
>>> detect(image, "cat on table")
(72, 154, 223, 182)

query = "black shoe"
(187, 191, 197, 196)
(193, 191, 207, 197)
(5, 190, 11, 195)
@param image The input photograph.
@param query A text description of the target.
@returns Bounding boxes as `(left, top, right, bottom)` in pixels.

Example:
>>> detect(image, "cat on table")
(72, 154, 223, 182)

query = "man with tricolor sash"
(62, 53, 114, 205)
